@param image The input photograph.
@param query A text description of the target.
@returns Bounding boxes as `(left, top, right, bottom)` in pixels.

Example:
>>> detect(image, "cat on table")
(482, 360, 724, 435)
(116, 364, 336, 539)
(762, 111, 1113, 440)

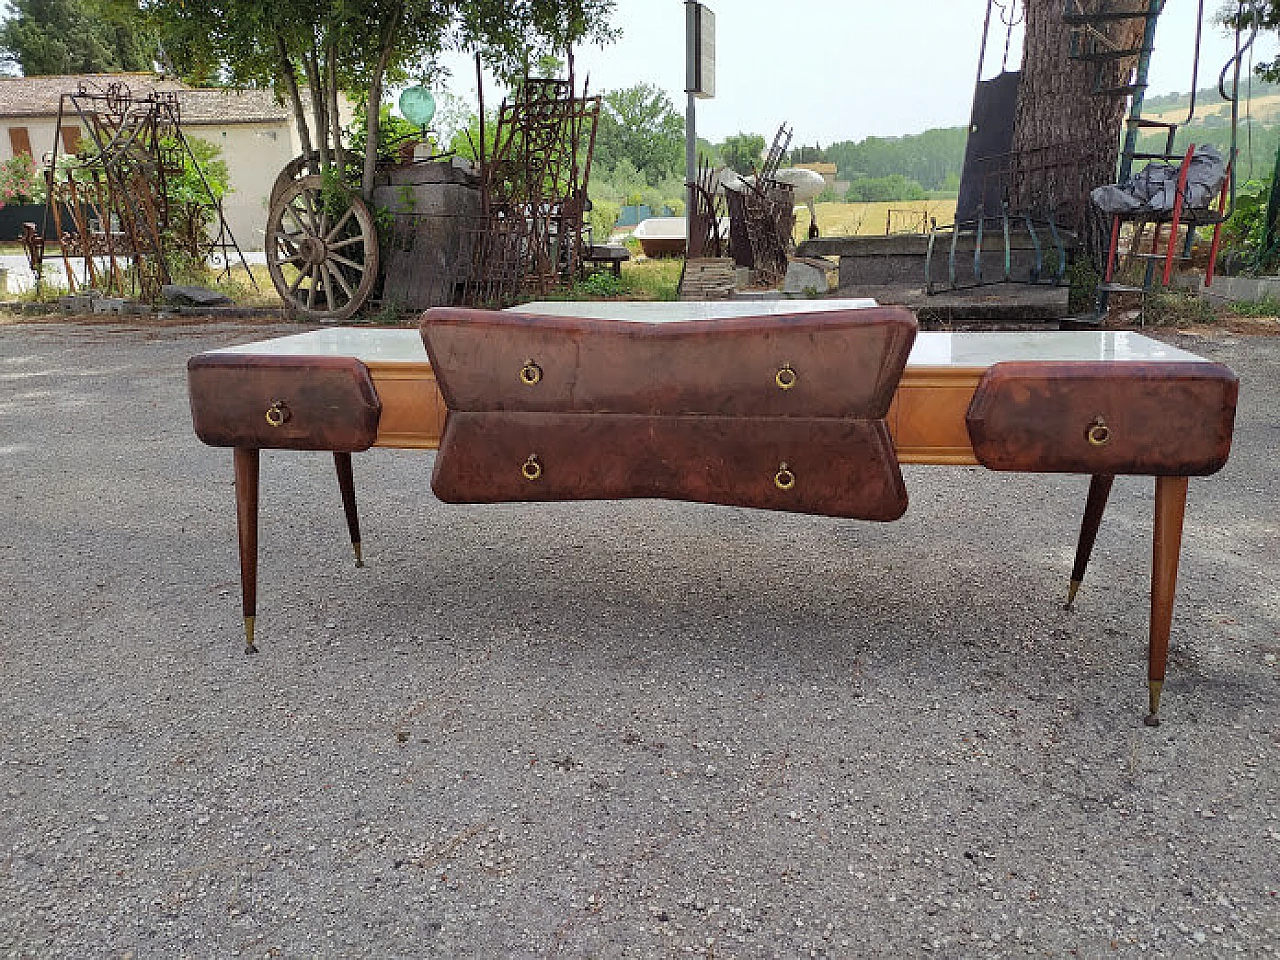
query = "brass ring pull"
(774, 462, 796, 491)
(522, 454, 543, 481)
(1086, 417, 1111, 447)
(775, 364, 798, 391)
(520, 360, 543, 386)
(264, 400, 290, 427)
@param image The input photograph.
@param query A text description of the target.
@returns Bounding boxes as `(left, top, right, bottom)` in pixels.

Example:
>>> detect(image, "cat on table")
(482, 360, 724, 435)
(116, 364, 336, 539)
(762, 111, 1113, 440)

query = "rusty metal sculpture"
(686, 155, 726, 260)
(461, 71, 602, 307)
(27, 80, 252, 303)
(722, 123, 796, 286)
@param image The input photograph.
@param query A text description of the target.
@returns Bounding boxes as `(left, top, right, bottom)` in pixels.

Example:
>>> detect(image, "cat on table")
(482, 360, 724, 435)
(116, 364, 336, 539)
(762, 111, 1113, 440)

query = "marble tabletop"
(211, 301, 1210, 368)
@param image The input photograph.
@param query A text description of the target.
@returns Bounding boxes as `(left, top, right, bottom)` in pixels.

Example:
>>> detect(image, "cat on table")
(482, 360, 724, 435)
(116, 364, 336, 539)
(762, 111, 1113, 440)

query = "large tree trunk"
(361, 1, 405, 200)
(274, 33, 313, 162)
(1010, 0, 1148, 255)
(325, 41, 349, 175)
(304, 44, 332, 171)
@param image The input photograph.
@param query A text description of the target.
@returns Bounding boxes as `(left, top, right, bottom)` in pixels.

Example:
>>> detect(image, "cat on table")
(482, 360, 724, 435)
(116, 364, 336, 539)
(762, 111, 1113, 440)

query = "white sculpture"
(718, 166, 828, 238)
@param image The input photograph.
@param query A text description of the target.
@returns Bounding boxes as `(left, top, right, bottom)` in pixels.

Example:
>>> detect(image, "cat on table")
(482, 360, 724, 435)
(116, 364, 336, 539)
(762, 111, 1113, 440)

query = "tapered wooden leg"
(333, 452, 364, 567)
(1066, 474, 1114, 609)
(1146, 475, 1189, 727)
(234, 447, 260, 654)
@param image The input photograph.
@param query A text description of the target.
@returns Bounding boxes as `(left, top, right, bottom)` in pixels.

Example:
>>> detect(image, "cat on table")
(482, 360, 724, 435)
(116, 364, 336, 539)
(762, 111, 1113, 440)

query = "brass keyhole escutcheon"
(264, 400, 290, 427)
(1087, 416, 1111, 447)
(522, 454, 543, 481)
(775, 364, 798, 391)
(774, 462, 796, 491)
(520, 360, 543, 386)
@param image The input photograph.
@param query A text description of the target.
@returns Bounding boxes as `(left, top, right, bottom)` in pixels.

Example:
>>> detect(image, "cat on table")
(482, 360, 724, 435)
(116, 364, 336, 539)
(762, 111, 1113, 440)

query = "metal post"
(1118, 0, 1164, 184)
(685, 1, 698, 252)
(687, 90, 697, 248)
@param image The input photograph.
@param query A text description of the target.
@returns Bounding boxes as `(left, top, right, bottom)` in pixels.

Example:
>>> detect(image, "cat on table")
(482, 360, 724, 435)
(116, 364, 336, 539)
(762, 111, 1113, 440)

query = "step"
(1127, 151, 1185, 162)
(1128, 118, 1180, 129)
(1097, 282, 1148, 293)
(1094, 83, 1148, 98)
(1063, 4, 1163, 25)
(1070, 47, 1149, 62)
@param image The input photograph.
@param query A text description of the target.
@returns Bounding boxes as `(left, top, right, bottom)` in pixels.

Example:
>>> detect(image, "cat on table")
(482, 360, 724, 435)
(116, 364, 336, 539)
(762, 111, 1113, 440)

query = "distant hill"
(1141, 79, 1280, 123)
(808, 80, 1280, 200)
(1136, 81, 1280, 179)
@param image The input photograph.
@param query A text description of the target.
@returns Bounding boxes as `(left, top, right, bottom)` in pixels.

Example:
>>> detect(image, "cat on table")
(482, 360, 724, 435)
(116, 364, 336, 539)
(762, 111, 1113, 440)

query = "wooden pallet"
(678, 257, 737, 301)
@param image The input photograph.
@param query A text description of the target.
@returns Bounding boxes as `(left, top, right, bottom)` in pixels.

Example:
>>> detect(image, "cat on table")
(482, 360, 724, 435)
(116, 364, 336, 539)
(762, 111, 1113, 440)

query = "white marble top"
(211, 311, 1210, 368)
(513, 298, 880, 320)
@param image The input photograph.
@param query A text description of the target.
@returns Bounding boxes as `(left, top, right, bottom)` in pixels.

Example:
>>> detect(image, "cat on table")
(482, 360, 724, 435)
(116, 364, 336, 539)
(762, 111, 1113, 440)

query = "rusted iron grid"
(461, 72, 601, 306)
(27, 80, 253, 302)
(686, 155, 726, 260)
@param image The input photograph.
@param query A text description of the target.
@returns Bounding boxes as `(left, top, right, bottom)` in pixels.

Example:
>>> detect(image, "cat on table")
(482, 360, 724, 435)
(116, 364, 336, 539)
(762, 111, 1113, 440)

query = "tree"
(845, 174, 927, 203)
(719, 132, 765, 175)
(592, 82, 684, 184)
(1231, 3, 1280, 82)
(0, 0, 155, 75)
(1009, 0, 1148, 252)
(129, 0, 616, 198)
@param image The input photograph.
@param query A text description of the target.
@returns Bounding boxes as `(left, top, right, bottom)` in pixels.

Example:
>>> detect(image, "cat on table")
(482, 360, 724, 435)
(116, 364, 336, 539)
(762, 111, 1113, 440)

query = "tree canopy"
(122, 0, 616, 196)
(593, 82, 684, 185)
(0, 0, 155, 75)
(718, 132, 765, 175)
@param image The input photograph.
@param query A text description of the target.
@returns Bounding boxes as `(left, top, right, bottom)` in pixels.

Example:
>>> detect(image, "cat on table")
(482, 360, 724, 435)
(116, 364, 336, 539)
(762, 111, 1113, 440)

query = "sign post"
(685, 2, 715, 255)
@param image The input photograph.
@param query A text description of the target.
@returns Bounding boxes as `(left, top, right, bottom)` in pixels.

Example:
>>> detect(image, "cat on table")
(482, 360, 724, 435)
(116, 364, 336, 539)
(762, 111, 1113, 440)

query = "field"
(794, 199, 958, 242)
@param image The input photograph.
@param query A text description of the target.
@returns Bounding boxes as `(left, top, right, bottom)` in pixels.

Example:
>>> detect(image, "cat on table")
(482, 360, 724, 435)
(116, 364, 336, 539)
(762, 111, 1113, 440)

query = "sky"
(436, 0, 1277, 147)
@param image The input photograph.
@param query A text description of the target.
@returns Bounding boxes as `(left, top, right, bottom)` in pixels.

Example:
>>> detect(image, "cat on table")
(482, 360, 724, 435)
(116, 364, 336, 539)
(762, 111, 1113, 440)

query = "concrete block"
(1198, 274, 1280, 303)
(782, 257, 837, 295)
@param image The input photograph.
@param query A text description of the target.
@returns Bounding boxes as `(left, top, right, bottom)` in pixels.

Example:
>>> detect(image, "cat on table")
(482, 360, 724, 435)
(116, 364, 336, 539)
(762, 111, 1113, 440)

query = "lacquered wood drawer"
(966, 361, 1238, 475)
(188, 354, 381, 451)
(431, 412, 908, 520)
(420, 306, 917, 419)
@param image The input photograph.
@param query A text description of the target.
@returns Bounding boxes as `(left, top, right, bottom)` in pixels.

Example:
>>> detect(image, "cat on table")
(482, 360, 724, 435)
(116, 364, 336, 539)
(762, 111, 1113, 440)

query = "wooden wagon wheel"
(269, 151, 321, 210)
(265, 174, 379, 323)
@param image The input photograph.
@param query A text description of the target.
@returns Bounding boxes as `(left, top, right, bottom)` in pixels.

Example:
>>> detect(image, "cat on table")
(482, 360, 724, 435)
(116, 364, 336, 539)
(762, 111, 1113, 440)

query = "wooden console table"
(188, 300, 1237, 725)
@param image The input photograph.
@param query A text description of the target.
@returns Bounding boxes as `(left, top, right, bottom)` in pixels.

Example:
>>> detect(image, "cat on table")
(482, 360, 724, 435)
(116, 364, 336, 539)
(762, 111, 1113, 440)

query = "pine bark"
(1010, 0, 1148, 253)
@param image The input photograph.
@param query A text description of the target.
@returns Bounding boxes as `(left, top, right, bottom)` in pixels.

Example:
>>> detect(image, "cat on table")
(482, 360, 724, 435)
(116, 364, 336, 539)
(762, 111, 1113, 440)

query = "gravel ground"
(0, 320, 1277, 959)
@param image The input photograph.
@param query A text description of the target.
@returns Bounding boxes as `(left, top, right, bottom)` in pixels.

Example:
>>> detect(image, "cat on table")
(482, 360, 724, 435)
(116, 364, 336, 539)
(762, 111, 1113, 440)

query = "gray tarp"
(1090, 145, 1227, 215)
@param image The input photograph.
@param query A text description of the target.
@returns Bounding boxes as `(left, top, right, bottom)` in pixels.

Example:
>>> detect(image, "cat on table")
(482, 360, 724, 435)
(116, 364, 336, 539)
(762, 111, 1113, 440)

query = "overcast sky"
(436, 0, 1275, 146)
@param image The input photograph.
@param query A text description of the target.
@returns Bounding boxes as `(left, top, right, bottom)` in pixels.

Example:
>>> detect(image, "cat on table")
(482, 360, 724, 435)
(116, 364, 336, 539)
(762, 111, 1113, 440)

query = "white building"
(0, 73, 308, 250)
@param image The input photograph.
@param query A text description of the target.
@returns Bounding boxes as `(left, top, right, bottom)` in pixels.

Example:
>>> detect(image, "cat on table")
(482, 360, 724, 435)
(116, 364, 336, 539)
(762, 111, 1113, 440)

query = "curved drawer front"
(188, 354, 381, 451)
(420, 306, 917, 419)
(432, 413, 908, 521)
(966, 361, 1238, 476)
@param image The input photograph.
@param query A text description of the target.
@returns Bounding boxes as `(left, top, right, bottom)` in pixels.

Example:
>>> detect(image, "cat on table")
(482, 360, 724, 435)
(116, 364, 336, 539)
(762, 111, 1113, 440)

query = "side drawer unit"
(188, 354, 382, 451)
(965, 361, 1238, 476)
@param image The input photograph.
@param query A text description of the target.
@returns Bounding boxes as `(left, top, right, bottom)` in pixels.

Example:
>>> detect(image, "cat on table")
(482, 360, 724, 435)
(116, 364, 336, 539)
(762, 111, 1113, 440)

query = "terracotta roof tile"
(0, 73, 288, 124)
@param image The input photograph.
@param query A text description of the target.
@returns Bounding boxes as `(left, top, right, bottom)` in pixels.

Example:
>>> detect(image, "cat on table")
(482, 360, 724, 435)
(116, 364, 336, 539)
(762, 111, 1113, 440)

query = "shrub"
(845, 174, 927, 203)
(0, 153, 43, 207)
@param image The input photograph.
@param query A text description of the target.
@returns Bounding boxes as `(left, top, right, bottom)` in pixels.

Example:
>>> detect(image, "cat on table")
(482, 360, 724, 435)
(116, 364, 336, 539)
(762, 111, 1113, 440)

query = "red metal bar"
(1163, 145, 1196, 287)
(1104, 215, 1122, 283)
(1205, 161, 1232, 288)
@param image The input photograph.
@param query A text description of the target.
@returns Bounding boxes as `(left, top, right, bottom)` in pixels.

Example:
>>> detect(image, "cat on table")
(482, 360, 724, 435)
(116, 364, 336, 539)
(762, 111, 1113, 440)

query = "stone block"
(782, 257, 837, 295)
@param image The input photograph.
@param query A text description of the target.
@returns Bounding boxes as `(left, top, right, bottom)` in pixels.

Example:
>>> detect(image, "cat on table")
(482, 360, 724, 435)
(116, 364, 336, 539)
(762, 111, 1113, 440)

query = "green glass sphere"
(398, 86, 436, 128)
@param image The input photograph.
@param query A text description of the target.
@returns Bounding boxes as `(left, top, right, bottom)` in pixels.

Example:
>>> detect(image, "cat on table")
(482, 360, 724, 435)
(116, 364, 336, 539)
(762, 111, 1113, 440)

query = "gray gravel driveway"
(1, 320, 1277, 958)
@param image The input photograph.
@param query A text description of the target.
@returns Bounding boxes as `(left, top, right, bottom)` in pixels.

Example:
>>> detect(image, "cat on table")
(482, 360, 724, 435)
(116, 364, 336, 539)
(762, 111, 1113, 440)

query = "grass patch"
(1225, 295, 1280, 317)
(535, 257, 682, 302)
(796, 199, 958, 242)
(1143, 289, 1216, 326)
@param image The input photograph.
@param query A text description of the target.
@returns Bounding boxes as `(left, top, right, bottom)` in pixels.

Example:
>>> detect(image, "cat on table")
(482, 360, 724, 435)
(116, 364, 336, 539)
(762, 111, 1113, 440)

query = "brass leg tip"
(353, 542, 364, 568)
(1064, 580, 1081, 611)
(243, 616, 257, 655)
(1144, 680, 1163, 727)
